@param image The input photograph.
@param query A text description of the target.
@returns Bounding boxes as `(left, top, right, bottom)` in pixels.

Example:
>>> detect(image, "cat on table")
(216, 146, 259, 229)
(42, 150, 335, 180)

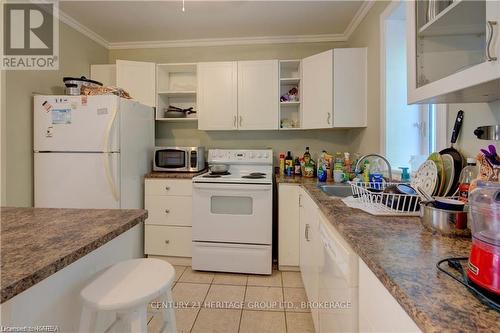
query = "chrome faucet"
(354, 154, 393, 182)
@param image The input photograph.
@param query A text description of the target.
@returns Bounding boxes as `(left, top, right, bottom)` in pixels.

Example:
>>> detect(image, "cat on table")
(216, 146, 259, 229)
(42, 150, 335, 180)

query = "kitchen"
(1, 1, 500, 333)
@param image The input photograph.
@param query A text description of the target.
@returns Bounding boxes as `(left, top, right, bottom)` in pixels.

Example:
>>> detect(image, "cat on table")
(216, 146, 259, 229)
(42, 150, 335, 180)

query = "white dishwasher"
(318, 217, 359, 333)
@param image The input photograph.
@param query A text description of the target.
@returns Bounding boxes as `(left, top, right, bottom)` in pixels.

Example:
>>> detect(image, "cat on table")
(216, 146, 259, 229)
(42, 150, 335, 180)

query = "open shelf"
(280, 78, 300, 85)
(418, 0, 485, 37)
(156, 63, 197, 122)
(279, 60, 301, 129)
(156, 117, 198, 122)
(158, 91, 196, 97)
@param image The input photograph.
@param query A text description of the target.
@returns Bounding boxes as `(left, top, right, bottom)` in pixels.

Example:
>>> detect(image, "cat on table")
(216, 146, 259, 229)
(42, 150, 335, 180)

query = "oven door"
(154, 149, 187, 171)
(192, 182, 272, 244)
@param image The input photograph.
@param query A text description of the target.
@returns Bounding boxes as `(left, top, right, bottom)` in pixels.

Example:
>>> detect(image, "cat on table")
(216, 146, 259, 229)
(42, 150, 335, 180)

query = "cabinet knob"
(165, 240, 170, 244)
(165, 186, 170, 191)
(165, 209, 170, 214)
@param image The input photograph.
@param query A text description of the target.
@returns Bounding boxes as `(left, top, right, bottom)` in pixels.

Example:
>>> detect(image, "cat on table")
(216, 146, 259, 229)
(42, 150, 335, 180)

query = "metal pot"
(63, 76, 102, 95)
(419, 203, 470, 238)
(208, 164, 229, 174)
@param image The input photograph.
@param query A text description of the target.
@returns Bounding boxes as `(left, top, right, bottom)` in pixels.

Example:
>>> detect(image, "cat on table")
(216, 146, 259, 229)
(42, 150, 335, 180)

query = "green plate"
(427, 152, 445, 196)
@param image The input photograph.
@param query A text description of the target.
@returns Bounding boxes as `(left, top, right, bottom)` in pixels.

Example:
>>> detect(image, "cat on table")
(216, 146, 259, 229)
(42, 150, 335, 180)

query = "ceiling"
(59, 1, 370, 48)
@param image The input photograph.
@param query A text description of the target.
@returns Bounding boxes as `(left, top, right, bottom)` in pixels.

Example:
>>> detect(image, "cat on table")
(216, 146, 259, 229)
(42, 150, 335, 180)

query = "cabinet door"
(197, 62, 238, 130)
(299, 188, 320, 331)
(90, 64, 116, 87)
(301, 50, 333, 129)
(333, 48, 367, 127)
(278, 184, 300, 268)
(237, 60, 279, 130)
(359, 259, 421, 332)
(406, 0, 500, 104)
(116, 60, 156, 107)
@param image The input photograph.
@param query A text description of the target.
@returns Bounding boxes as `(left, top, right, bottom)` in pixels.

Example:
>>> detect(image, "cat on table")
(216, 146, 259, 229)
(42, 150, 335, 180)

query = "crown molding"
(108, 34, 347, 50)
(59, 9, 110, 48)
(343, 0, 376, 39)
(59, 1, 374, 50)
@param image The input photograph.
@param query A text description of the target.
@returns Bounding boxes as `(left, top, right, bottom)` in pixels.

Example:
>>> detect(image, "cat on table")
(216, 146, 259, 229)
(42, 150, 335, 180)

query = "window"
(381, 2, 445, 174)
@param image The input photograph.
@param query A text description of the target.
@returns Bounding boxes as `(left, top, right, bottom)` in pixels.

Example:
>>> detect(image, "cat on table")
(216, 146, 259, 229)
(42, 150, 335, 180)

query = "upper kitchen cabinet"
(197, 62, 238, 130)
(116, 60, 156, 107)
(197, 60, 279, 130)
(407, 0, 500, 104)
(302, 48, 367, 129)
(237, 60, 279, 130)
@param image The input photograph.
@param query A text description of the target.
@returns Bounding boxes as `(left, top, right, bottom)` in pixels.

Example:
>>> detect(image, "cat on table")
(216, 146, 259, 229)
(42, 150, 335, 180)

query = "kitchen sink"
(318, 184, 353, 198)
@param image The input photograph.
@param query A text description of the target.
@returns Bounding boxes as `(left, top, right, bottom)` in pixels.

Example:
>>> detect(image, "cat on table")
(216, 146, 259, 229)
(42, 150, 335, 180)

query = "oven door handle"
(192, 183, 272, 191)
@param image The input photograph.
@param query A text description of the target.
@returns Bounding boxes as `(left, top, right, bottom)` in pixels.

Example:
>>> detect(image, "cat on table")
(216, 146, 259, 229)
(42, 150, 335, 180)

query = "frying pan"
(439, 110, 465, 195)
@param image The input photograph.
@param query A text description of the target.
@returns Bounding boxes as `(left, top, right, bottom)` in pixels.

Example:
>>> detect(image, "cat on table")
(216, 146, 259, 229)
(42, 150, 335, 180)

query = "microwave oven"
(153, 147, 206, 172)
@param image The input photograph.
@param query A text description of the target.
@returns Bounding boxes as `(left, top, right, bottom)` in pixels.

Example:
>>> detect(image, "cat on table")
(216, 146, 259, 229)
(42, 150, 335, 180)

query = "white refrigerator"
(34, 95, 154, 209)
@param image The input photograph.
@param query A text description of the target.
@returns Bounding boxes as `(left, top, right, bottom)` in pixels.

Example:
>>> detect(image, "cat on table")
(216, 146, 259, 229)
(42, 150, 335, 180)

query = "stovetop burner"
(242, 175, 266, 179)
(204, 171, 231, 177)
(437, 257, 500, 311)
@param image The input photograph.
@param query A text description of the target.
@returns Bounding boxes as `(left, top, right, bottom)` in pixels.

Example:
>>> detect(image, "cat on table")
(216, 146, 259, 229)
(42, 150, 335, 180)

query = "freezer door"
(34, 152, 120, 209)
(34, 95, 120, 152)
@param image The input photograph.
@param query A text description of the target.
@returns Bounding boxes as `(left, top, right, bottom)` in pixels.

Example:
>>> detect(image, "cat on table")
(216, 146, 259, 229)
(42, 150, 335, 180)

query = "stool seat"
(81, 258, 175, 311)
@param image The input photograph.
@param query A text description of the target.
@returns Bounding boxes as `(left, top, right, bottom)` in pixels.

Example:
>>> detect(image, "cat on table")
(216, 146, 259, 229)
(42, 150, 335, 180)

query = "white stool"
(79, 258, 176, 333)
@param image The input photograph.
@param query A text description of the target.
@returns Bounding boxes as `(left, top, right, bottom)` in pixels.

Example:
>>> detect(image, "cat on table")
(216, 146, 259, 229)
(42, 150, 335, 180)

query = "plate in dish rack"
(411, 160, 438, 196)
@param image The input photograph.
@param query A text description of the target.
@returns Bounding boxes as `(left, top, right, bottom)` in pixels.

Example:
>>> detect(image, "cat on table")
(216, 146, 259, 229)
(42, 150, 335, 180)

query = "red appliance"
(467, 182, 500, 295)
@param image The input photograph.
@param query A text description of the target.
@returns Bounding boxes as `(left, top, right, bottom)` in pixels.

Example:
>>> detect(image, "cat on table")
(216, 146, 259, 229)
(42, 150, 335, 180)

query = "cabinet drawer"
(145, 195, 192, 226)
(144, 225, 192, 257)
(145, 179, 192, 196)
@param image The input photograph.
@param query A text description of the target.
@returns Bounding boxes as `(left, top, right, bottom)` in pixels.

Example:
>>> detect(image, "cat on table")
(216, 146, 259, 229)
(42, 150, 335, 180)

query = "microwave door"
(155, 149, 187, 171)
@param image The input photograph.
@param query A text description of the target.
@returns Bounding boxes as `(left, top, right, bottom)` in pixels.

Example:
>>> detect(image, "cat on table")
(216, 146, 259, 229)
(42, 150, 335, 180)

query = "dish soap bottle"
(399, 167, 411, 183)
(458, 158, 478, 202)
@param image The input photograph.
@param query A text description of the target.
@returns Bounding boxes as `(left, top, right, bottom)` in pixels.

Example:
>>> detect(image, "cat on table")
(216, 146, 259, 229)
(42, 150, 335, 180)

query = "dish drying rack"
(342, 182, 421, 216)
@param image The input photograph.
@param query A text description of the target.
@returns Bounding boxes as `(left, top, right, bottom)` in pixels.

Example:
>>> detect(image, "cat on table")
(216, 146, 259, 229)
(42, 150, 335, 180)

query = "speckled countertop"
(0, 207, 147, 303)
(277, 176, 500, 332)
(146, 170, 207, 179)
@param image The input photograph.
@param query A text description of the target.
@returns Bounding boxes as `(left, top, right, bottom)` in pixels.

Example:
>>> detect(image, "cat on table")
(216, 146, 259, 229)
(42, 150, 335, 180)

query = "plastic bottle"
(285, 151, 294, 176)
(399, 167, 411, 183)
(279, 153, 285, 175)
(317, 151, 328, 182)
(363, 160, 370, 183)
(369, 160, 384, 189)
(344, 152, 351, 181)
(458, 158, 479, 202)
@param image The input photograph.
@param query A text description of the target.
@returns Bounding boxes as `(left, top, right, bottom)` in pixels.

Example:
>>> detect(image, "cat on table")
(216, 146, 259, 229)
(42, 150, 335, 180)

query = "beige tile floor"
(148, 266, 315, 333)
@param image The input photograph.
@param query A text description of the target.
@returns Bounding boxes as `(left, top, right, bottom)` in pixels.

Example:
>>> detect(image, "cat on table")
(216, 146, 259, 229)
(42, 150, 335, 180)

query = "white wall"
(447, 102, 500, 158)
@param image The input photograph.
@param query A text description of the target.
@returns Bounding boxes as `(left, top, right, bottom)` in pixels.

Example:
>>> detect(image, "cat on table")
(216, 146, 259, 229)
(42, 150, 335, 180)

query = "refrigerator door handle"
(103, 153, 120, 202)
(103, 108, 120, 201)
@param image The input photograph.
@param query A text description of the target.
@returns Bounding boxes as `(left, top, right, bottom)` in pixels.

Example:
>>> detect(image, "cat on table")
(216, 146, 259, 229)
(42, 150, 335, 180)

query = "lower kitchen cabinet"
(299, 187, 320, 331)
(144, 178, 192, 258)
(359, 259, 421, 333)
(278, 184, 301, 269)
(144, 225, 192, 257)
(295, 188, 420, 333)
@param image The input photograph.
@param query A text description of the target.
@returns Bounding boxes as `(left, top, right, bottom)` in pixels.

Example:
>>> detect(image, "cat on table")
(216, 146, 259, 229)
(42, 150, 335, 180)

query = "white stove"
(192, 149, 273, 275)
(192, 149, 273, 184)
